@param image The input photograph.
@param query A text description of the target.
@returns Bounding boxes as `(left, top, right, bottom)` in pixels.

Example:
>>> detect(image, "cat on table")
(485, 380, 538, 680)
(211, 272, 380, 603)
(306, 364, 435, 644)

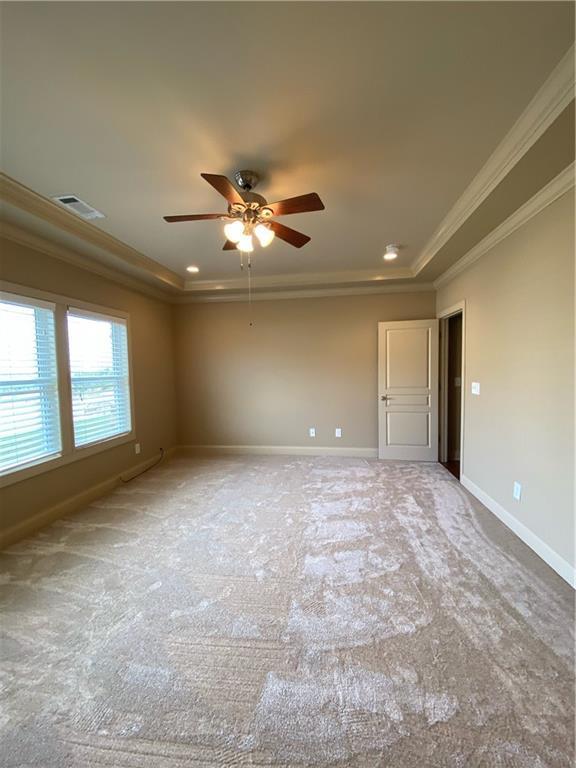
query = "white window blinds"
(67, 309, 132, 448)
(0, 295, 62, 474)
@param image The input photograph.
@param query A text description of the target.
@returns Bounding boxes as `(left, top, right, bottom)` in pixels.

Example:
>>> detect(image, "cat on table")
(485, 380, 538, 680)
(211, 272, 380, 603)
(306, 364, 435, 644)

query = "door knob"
(380, 395, 388, 401)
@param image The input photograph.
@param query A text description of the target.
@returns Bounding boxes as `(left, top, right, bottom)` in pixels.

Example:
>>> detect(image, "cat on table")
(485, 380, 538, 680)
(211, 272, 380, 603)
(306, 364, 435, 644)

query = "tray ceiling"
(1, 2, 574, 297)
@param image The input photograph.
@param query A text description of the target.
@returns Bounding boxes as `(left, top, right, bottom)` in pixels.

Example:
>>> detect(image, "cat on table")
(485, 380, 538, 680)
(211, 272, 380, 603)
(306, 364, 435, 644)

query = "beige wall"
(0, 239, 177, 537)
(437, 190, 575, 567)
(174, 291, 435, 451)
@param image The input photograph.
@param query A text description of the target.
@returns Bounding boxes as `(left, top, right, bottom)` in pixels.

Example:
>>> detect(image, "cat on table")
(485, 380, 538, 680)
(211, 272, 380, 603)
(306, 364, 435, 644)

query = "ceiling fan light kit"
(163, 170, 325, 255)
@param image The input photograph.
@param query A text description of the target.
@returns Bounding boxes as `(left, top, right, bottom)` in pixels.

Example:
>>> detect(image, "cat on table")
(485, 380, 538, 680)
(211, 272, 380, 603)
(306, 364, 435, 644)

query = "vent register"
(52, 195, 105, 220)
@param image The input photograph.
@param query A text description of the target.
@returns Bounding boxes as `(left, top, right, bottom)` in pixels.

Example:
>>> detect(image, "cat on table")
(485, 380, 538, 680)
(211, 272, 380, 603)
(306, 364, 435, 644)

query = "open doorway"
(439, 306, 464, 480)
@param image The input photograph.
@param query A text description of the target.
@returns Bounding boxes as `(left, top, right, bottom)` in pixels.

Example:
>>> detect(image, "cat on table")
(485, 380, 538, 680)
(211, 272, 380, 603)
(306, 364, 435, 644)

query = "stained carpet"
(0, 455, 574, 767)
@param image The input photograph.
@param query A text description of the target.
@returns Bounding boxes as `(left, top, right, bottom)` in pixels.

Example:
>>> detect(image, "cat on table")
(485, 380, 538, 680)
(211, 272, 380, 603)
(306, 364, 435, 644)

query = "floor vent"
(52, 195, 105, 220)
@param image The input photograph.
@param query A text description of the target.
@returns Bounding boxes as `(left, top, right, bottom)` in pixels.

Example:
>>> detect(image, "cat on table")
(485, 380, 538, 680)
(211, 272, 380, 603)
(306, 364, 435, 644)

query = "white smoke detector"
(52, 195, 105, 220)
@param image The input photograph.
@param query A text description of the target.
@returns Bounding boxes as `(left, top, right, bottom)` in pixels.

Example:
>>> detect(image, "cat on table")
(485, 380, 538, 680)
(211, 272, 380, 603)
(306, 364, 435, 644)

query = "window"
(0, 285, 134, 484)
(0, 295, 61, 473)
(68, 309, 131, 447)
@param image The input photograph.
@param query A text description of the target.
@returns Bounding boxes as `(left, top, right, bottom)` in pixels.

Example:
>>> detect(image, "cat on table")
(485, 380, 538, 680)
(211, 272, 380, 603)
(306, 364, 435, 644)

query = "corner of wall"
(461, 476, 575, 588)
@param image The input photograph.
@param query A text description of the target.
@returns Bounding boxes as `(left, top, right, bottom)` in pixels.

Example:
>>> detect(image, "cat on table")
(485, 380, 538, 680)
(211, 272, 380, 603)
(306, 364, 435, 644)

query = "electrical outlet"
(513, 481, 522, 501)
(134, 443, 141, 455)
(471, 381, 480, 395)
(335, 428, 342, 438)
(309, 427, 316, 438)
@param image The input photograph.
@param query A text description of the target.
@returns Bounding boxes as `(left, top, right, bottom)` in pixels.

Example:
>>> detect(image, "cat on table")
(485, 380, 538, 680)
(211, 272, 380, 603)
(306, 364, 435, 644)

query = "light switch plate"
(134, 443, 141, 455)
(335, 428, 342, 438)
(513, 481, 522, 501)
(309, 427, 316, 438)
(471, 381, 480, 395)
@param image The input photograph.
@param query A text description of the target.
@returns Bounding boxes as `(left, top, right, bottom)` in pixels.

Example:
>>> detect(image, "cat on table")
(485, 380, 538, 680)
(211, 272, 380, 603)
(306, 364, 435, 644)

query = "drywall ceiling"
(1, 1, 574, 296)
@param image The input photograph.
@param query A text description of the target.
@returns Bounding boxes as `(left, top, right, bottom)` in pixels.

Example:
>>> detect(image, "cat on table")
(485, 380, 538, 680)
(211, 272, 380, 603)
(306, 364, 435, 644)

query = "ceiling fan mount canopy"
(163, 171, 325, 251)
(231, 170, 268, 207)
(234, 169, 260, 192)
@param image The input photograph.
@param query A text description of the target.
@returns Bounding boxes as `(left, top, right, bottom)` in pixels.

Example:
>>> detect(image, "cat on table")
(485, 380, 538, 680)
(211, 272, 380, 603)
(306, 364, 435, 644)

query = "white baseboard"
(177, 444, 379, 459)
(461, 475, 575, 588)
(0, 448, 175, 550)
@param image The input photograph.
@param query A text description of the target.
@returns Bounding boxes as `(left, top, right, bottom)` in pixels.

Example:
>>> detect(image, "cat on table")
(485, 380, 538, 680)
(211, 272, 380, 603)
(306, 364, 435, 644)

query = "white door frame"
(437, 301, 466, 475)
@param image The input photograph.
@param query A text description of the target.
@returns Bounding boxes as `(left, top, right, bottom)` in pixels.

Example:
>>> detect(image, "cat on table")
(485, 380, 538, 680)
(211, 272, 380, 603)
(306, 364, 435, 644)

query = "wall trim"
(0, 173, 184, 291)
(177, 444, 379, 459)
(1, 214, 433, 303)
(434, 162, 575, 289)
(177, 283, 435, 304)
(461, 475, 575, 588)
(184, 267, 412, 293)
(2, 217, 434, 303)
(0, 449, 175, 550)
(1, 221, 174, 302)
(413, 45, 575, 277)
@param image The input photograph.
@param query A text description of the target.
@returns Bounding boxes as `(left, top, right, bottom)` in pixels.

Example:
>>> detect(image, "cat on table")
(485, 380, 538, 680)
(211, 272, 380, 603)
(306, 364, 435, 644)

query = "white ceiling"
(1, 1, 574, 292)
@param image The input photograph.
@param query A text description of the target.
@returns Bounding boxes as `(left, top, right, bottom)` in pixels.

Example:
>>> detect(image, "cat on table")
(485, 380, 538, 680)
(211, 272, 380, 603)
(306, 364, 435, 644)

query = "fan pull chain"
(248, 253, 253, 327)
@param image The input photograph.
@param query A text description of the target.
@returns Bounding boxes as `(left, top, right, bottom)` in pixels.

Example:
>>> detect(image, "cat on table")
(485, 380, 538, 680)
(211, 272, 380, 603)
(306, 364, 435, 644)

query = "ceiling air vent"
(53, 195, 105, 220)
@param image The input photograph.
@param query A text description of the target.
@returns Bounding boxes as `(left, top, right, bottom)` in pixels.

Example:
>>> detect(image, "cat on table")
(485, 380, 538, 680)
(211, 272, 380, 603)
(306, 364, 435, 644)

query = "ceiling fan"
(163, 170, 324, 253)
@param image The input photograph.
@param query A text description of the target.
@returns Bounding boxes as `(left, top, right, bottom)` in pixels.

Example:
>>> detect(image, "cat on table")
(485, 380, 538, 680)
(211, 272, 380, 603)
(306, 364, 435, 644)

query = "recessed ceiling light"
(383, 244, 399, 261)
(186, 265, 199, 273)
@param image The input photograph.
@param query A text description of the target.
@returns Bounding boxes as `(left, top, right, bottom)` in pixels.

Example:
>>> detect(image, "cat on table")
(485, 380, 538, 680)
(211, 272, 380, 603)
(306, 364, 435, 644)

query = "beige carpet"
(1, 455, 574, 767)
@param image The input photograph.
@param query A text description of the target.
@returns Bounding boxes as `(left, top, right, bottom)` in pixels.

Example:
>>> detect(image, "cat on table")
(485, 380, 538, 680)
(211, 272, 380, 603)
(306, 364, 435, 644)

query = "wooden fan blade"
(163, 213, 224, 222)
(201, 173, 245, 205)
(269, 220, 311, 248)
(264, 192, 324, 217)
(223, 240, 238, 250)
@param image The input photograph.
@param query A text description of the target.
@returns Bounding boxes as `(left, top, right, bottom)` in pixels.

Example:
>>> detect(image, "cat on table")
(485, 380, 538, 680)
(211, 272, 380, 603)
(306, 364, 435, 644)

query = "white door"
(378, 319, 439, 461)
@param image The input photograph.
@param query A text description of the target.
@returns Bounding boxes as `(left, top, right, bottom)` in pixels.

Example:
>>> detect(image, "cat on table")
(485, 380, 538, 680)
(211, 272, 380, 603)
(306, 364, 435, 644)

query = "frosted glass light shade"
(224, 220, 244, 243)
(238, 234, 254, 253)
(254, 223, 275, 247)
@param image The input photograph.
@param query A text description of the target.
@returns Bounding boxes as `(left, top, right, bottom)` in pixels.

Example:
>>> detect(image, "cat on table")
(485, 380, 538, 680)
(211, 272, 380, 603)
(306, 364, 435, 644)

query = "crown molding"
(1, 172, 418, 298)
(433, 162, 575, 290)
(185, 266, 413, 293)
(0, 173, 184, 291)
(1, 214, 431, 303)
(0, 220, 173, 303)
(412, 44, 575, 277)
(175, 282, 435, 304)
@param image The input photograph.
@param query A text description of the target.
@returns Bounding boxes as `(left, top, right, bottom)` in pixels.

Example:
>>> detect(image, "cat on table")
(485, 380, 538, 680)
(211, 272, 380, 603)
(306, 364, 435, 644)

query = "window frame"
(67, 306, 133, 450)
(0, 281, 136, 488)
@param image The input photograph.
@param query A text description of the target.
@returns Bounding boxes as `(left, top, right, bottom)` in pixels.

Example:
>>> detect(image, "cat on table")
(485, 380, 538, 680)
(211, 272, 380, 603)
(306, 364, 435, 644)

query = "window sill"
(0, 431, 135, 489)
